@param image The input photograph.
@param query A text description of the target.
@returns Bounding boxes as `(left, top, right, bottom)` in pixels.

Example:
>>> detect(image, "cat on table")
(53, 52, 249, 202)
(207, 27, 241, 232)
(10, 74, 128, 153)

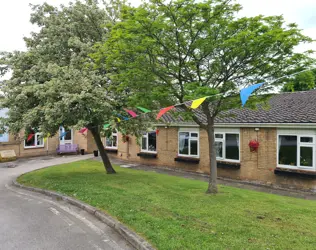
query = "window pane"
(25, 135, 35, 147)
(141, 137, 147, 150)
(215, 134, 223, 139)
(65, 130, 72, 140)
(278, 135, 297, 166)
(190, 140, 198, 156)
(300, 137, 313, 143)
(112, 135, 117, 147)
(148, 132, 157, 152)
(300, 147, 313, 167)
(225, 134, 239, 160)
(37, 134, 43, 146)
(191, 133, 198, 138)
(215, 141, 223, 158)
(106, 138, 112, 147)
(179, 132, 189, 155)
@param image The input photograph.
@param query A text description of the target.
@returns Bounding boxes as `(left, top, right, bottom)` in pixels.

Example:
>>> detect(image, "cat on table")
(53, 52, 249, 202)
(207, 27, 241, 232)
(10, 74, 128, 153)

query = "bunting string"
(25, 68, 315, 138)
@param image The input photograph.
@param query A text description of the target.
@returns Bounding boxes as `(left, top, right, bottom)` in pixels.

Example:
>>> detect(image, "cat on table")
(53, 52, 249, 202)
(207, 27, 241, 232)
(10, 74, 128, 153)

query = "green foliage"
(19, 160, 316, 250)
(96, 0, 314, 126)
(282, 71, 315, 92)
(0, 0, 149, 137)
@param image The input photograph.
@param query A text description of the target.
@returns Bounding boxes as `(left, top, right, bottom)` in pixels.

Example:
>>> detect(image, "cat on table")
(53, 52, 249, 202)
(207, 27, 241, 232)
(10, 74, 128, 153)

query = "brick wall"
(109, 126, 316, 191)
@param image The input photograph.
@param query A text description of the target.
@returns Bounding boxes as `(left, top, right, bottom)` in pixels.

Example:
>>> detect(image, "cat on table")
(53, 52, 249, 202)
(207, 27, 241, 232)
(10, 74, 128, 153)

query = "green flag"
(103, 124, 111, 129)
(136, 106, 151, 113)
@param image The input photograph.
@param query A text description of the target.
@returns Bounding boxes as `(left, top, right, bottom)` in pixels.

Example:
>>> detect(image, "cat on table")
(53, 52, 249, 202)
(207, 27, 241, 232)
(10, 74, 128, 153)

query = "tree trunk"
(89, 126, 116, 174)
(206, 119, 218, 194)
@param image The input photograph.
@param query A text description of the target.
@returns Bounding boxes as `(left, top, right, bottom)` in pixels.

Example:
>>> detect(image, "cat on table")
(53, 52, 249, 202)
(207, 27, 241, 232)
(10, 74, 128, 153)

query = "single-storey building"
(0, 125, 98, 158)
(1, 91, 316, 191)
(104, 90, 316, 192)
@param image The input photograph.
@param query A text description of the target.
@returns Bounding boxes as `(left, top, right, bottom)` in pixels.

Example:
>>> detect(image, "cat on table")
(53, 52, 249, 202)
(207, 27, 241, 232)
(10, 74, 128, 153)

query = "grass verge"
(18, 160, 316, 250)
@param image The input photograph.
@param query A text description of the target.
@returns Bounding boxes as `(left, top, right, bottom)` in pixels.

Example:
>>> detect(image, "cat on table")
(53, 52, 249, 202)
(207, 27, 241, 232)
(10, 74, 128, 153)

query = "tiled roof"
(160, 90, 316, 124)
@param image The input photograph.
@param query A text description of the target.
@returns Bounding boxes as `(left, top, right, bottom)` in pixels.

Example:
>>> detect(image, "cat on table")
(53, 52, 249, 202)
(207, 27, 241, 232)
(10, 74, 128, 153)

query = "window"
(178, 131, 199, 157)
(141, 131, 157, 153)
(278, 134, 315, 169)
(0, 130, 9, 143)
(24, 133, 44, 148)
(215, 133, 239, 162)
(105, 131, 118, 149)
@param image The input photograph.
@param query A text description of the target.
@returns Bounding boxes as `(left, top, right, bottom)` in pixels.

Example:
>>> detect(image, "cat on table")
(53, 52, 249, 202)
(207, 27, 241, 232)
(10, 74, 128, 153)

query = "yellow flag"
(191, 97, 207, 109)
(43, 133, 50, 143)
(117, 117, 121, 122)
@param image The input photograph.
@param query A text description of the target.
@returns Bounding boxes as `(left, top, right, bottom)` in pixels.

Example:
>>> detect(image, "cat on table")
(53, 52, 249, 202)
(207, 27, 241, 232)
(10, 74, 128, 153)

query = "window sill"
(24, 146, 45, 149)
(137, 152, 157, 158)
(105, 148, 118, 154)
(274, 167, 316, 179)
(174, 157, 200, 164)
(217, 161, 240, 169)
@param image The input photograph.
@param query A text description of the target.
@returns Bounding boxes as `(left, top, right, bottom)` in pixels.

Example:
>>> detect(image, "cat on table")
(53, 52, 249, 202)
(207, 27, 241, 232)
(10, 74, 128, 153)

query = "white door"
(59, 127, 73, 145)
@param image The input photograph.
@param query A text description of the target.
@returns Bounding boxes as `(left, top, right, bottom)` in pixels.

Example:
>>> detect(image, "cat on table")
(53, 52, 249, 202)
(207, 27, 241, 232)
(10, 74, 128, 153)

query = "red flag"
(124, 109, 137, 118)
(156, 106, 174, 120)
(79, 127, 88, 134)
(27, 134, 35, 142)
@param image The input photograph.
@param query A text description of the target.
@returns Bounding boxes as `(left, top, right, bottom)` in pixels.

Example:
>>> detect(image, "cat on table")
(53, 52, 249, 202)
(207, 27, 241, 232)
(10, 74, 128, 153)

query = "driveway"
(0, 155, 134, 250)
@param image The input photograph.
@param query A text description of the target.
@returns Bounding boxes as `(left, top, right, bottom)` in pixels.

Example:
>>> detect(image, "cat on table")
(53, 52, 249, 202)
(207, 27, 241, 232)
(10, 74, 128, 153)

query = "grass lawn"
(18, 160, 316, 250)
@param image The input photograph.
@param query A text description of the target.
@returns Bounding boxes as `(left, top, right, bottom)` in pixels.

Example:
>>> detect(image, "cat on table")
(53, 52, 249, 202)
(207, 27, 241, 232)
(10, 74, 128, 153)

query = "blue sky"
(0, 0, 315, 54)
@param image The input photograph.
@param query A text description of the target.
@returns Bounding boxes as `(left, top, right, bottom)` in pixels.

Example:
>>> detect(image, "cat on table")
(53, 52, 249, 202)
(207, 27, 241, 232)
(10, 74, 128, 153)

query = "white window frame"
(141, 131, 157, 153)
(105, 131, 118, 149)
(24, 132, 44, 149)
(277, 131, 316, 171)
(215, 131, 240, 163)
(178, 130, 199, 158)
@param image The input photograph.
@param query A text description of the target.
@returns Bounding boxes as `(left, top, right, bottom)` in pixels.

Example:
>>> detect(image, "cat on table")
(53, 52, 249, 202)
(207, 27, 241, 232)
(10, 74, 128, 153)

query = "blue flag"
(240, 82, 264, 107)
(59, 131, 68, 139)
(117, 114, 129, 121)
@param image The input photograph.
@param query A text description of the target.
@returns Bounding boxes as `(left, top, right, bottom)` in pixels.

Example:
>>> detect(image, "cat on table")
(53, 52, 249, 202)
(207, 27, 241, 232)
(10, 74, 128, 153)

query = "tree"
(94, 0, 315, 192)
(282, 71, 315, 92)
(0, 0, 149, 174)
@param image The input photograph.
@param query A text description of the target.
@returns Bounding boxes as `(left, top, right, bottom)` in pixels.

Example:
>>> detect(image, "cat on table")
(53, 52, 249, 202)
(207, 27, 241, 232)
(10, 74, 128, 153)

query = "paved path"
(0, 155, 134, 250)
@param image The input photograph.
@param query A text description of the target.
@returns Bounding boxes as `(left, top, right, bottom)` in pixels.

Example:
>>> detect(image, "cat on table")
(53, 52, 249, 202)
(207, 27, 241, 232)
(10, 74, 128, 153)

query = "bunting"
(156, 106, 174, 120)
(137, 106, 151, 113)
(59, 131, 68, 139)
(191, 97, 207, 109)
(103, 124, 111, 129)
(27, 134, 35, 142)
(240, 82, 264, 107)
(124, 109, 137, 118)
(79, 127, 88, 134)
(117, 114, 129, 121)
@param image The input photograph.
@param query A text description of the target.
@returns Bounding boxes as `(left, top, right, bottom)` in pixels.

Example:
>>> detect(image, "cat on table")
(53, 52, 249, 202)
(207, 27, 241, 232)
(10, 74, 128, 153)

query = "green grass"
(18, 160, 316, 250)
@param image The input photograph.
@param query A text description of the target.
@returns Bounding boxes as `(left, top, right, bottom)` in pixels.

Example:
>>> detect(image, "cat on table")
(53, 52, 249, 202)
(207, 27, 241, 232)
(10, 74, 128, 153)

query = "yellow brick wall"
(109, 127, 316, 190)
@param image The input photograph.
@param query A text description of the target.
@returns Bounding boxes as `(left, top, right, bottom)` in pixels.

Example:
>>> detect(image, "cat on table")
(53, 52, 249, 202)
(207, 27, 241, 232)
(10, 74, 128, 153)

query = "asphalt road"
(0, 155, 134, 250)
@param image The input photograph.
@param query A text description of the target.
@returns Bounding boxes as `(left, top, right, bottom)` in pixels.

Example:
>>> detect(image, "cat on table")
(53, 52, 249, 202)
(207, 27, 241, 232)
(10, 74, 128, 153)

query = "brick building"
(1, 91, 316, 191)
(105, 90, 316, 191)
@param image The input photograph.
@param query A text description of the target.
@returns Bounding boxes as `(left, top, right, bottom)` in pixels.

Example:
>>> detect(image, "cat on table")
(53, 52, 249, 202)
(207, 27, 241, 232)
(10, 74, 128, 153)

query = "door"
(59, 127, 73, 145)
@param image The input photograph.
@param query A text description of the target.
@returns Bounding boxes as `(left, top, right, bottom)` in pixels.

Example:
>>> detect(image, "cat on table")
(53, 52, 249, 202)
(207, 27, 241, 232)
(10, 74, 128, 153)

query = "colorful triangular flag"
(156, 106, 174, 120)
(124, 109, 137, 118)
(79, 127, 88, 134)
(117, 114, 129, 121)
(240, 82, 264, 107)
(191, 97, 207, 109)
(103, 124, 111, 129)
(59, 131, 68, 139)
(136, 106, 151, 113)
(27, 134, 35, 142)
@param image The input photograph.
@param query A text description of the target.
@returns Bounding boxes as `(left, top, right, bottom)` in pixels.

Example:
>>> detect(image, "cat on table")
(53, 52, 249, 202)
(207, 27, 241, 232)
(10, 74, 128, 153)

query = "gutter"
(155, 123, 316, 129)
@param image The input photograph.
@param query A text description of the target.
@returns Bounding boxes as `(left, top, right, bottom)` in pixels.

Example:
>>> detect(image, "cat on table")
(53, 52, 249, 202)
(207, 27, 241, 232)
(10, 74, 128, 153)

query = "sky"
(0, 0, 315, 65)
